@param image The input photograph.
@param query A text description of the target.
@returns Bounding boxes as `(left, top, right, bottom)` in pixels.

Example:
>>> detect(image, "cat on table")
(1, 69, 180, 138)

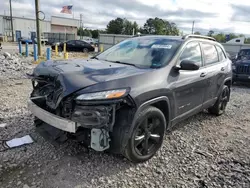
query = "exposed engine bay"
(28, 74, 133, 152)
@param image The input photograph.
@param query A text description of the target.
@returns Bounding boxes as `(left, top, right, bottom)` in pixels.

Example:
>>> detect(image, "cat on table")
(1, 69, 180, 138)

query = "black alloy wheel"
(208, 85, 230, 116)
(124, 106, 166, 163)
(219, 87, 230, 112)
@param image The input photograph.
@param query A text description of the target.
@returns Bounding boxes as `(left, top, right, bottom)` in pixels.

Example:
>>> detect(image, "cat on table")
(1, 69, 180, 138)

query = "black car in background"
(51, 40, 95, 53)
(232, 48, 250, 83)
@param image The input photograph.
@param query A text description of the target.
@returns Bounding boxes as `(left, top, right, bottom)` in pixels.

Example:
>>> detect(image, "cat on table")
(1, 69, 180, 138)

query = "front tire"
(58, 46, 62, 52)
(208, 85, 230, 116)
(124, 106, 166, 163)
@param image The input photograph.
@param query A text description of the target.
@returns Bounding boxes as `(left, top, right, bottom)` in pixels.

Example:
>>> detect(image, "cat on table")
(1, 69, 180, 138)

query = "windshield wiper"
(110, 61, 138, 67)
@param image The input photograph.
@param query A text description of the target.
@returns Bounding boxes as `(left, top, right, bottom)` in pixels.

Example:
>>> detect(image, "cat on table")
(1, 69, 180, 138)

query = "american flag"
(60, 5, 73, 14)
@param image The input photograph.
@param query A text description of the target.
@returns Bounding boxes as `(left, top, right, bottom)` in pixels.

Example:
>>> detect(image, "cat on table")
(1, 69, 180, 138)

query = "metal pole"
(35, 0, 41, 56)
(192, 21, 195, 34)
(9, 0, 14, 42)
(25, 42, 29, 57)
(18, 41, 22, 54)
(80, 14, 83, 39)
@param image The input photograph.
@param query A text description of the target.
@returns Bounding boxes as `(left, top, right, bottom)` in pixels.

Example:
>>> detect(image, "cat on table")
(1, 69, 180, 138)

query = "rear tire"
(83, 48, 89, 53)
(208, 85, 230, 116)
(123, 106, 166, 163)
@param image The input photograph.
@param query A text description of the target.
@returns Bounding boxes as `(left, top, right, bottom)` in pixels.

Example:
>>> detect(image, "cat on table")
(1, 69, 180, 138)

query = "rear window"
(202, 43, 219, 65)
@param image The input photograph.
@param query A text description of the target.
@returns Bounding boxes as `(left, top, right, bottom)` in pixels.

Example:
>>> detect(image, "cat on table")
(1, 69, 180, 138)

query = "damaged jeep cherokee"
(28, 35, 232, 163)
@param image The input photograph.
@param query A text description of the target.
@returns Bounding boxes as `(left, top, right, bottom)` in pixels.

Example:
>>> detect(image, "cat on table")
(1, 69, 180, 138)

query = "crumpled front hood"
(32, 58, 151, 96)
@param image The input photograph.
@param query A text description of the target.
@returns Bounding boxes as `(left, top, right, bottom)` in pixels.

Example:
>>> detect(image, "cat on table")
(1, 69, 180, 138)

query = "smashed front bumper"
(28, 99, 77, 133)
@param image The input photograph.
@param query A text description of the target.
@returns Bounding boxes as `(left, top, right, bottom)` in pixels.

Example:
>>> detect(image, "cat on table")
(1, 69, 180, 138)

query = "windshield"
(239, 49, 250, 56)
(238, 49, 250, 60)
(96, 37, 182, 68)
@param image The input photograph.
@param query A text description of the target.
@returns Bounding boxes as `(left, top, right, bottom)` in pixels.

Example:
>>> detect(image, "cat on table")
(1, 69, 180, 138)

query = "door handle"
(200, 72, 207, 77)
(221, 67, 225, 71)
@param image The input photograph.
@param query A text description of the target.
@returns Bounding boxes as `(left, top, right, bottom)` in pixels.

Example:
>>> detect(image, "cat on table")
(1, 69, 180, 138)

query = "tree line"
(77, 17, 180, 38)
(77, 17, 250, 44)
(194, 31, 250, 44)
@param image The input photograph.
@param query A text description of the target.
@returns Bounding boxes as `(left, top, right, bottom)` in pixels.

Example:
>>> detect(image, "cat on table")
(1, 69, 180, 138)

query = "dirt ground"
(0, 78, 250, 188)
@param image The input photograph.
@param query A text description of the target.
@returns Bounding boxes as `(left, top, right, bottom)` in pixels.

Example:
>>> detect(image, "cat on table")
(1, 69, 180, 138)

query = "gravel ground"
(0, 76, 250, 187)
(0, 52, 34, 80)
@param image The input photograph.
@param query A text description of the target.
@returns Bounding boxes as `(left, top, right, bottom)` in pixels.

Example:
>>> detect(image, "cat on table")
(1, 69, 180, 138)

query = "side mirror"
(177, 60, 200, 71)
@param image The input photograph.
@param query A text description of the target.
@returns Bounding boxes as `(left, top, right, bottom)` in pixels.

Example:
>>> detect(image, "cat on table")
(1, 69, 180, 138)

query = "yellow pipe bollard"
(63, 43, 66, 53)
(64, 52, 68, 59)
(55, 44, 58, 56)
(100, 44, 104, 52)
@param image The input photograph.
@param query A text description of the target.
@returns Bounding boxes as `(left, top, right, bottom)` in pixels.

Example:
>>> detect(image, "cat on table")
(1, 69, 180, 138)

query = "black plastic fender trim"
(121, 96, 171, 151)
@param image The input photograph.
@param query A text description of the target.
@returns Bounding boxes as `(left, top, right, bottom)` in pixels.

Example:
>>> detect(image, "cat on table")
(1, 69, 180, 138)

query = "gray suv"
(28, 34, 232, 163)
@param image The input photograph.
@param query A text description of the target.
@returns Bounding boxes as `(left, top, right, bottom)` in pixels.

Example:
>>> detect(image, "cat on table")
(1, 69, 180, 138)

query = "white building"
(0, 15, 79, 42)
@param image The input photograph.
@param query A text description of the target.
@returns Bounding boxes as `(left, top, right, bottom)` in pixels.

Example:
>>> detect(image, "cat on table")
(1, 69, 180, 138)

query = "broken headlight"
(76, 89, 128, 100)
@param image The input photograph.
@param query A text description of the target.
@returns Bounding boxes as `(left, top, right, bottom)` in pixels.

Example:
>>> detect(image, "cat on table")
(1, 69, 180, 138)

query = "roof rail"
(182, 34, 216, 41)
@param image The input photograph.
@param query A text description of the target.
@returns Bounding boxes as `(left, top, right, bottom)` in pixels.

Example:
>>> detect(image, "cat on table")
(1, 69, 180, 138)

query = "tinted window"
(202, 43, 219, 65)
(216, 46, 226, 61)
(239, 49, 250, 56)
(96, 37, 182, 68)
(180, 42, 202, 66)
(76, 40, 84, 45)
(67, 40, 75, 45)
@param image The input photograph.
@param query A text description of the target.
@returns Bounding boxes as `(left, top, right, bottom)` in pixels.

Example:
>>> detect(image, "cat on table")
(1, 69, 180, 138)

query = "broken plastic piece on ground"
(5, 135, 34, 148)
(0, 123, 7, 128)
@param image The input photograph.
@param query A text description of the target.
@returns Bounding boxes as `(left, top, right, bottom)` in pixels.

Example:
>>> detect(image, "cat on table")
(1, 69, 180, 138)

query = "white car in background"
(81, 37, 97, 45)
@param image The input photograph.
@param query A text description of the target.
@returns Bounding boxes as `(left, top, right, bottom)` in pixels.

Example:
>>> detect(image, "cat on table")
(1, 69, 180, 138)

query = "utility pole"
(191, 21, 195, 34)
(9, 0, 14, 42)
(35, 0, 41, 56)
(80, 14, 83, 39)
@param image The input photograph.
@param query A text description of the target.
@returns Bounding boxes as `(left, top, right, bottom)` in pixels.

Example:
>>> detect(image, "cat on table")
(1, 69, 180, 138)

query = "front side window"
(202, 43, 219, 65)
(76, 40, 85, 45)
(180, 42, 202, 66)
(67, 40, 75, 45)
(96, 37, 182, 68)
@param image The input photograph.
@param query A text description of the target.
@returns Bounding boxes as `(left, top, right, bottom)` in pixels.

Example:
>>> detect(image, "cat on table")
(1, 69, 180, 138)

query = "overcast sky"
(1, 0, 250, 35)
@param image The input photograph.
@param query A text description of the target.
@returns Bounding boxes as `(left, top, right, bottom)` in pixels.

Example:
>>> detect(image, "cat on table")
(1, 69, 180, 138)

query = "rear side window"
(180, 42, 202, 66)
(202, 43, 219, 65)
(216, 46, 226, 61)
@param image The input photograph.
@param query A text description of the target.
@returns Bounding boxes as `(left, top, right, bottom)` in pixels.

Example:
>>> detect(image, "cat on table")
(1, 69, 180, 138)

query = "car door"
(75, 40, 84, 52)
(66, 40, 76, 51)
(172, 41, 207, 120)
(200, 43, 226, 108)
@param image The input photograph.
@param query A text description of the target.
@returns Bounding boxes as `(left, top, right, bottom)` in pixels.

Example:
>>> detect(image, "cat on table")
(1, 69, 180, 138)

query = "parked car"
(51, 40, 95, 52)
(81, 37, 97, 45)
(232, 48, 250, 83)
(19, 37, 34, 44)
(33, 37, 49, 45)
(28, 35, 232, 163)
